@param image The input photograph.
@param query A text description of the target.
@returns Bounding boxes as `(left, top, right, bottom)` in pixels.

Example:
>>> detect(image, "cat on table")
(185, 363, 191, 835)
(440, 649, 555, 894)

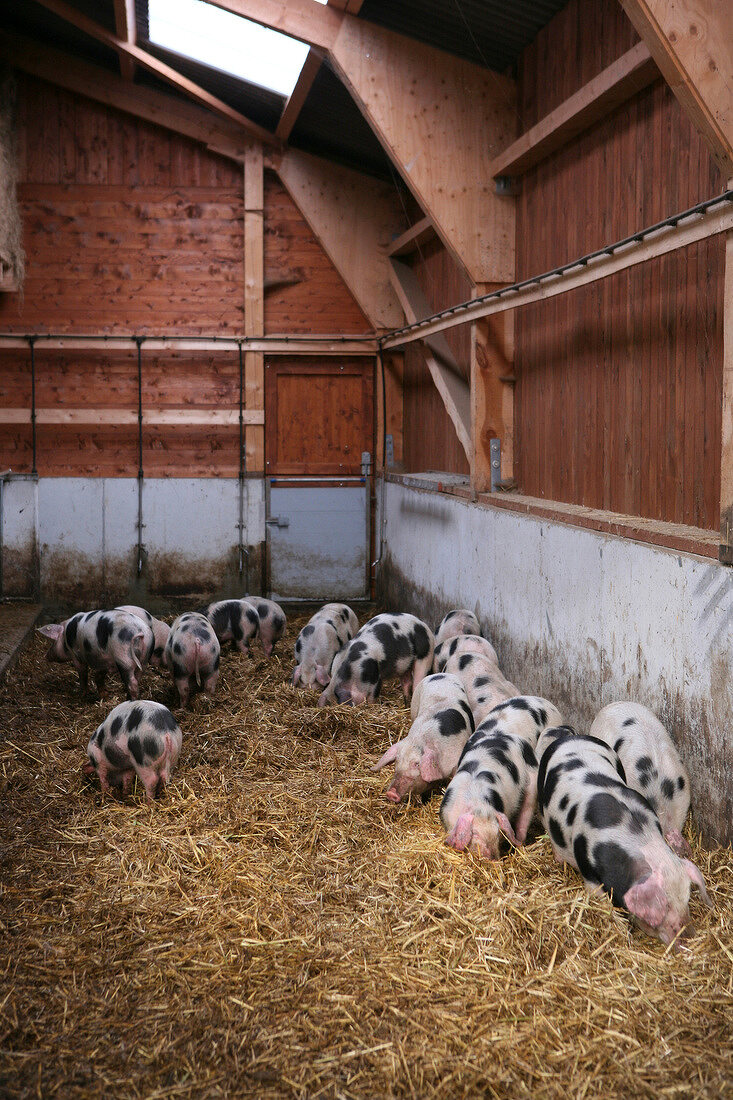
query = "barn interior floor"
(1, 612, 733, 1098)
(0, 602, 41, 683)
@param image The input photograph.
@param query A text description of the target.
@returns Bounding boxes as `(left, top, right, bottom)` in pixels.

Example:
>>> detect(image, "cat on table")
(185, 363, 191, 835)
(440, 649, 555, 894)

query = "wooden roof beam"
(389, 258, 472, 462)
(387, 216, 436, 258)
(202, 0, 517, 285)
(490, 42, 659, 178)
(619, 0, 733, 175)
(113, 0, 136, 81)
(0, 31, 253, 161)
(275, 49, 321, 141)
(269, 148, 406, 329)
(33, 0, 280, 146)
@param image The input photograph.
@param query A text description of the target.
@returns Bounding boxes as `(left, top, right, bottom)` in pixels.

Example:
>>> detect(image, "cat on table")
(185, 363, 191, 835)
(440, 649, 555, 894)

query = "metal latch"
(361, 451, 372, 476)
(266, 515, 290, 528)
(490, 438, 501, 492)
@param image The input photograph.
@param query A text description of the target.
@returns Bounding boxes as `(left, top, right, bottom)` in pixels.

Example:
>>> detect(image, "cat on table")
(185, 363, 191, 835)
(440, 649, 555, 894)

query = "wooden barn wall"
(0, 75, 367, 477)
(515, 0, 725, 529)
(402, 238, 471, 475)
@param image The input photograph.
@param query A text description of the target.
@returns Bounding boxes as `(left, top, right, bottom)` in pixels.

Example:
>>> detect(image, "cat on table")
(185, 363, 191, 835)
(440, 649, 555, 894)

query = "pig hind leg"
(203, 668, 219, 697)
(175, 675, 191, 708)
(117, 661, 140, 700)
(93, 669, 108, 694)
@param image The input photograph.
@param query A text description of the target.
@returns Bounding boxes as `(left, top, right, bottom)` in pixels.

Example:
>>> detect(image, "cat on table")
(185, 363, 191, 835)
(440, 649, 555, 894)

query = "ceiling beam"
(619, 0, 733, 175)
(490, 42, 659, 178)
(327, 0, 366, 13)
(0, 31, 253, 161)
(33, 0, 279, 146)
(270, 148, 406, 329)
(112, 0, 136, 81)
(202, 0, 517, 285)
(275, 49, 321, 141)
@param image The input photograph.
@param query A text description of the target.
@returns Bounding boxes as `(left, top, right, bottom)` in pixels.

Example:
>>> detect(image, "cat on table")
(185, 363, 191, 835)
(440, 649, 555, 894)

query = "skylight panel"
(148, 0, 313, 97)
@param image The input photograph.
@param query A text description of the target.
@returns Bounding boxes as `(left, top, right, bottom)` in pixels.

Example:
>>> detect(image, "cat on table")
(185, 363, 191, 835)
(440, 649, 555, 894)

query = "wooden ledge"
(384, 473, 719, 560)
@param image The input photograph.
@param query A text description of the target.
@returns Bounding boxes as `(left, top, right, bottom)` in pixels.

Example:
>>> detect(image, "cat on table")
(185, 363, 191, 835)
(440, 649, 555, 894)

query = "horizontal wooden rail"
(0, 336, 378, 354)
(387, 216, 437, 258)
(1, 408, 265, 426)
(381, 193, 733, 351)
(490, 42, 659, 179)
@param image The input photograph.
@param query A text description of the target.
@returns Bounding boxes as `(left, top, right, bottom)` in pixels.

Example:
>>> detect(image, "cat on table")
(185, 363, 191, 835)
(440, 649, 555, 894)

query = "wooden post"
(471, 286, 514, 493)
(244, 143, 265, 474)
(719, 188, 733, 563)
(375, 352, 404, 473)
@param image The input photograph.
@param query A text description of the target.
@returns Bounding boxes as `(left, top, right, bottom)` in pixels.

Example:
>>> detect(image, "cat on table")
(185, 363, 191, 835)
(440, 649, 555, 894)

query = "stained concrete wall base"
(377, 479, 733, 845)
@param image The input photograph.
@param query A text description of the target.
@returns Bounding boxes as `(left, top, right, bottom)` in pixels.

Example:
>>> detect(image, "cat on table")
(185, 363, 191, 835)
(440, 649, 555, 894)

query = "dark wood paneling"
(263, 174, 369, 335)
(515, 0, 724, 528)
(400, 238, 472, 474)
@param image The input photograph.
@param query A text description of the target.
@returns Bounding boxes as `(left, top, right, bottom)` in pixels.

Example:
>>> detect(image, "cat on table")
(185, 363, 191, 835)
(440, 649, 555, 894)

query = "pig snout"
(385, 772, 426, 803)
(335, 684, 355, 705)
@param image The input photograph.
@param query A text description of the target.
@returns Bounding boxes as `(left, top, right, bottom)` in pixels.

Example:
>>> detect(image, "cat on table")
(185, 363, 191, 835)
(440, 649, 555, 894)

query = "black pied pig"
(38, 609, 154, 699)
(441, 651, 519, 724)
(589, 701, 691, 857)
(433, 633, 499, 674)
(293, 603, 359, 688)
(164, 612, 220, 708)
(372, 672, 474, 802)
(318, 612, 434, 707)
(115, 605, 170, 667)
(84, 701, 182, 801)
(441, 696, 562, 859)
(435, 609, 481, 645)
(536, 727, 711, 946)
(200, 598, 260, 656)
(244, 597, 286, 657)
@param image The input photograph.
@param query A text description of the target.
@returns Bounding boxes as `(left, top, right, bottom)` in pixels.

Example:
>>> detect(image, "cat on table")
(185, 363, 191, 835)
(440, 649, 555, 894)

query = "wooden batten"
(489, 43, 659, 178)
(113, 0, 136, 81)
(719, 211, 733, 562)
(620, 0, 733, 175)
(273, 148, 405, 330)
(244, 144, 265, 474)
(275, 51, 322, 141)
(376, 352, 404, 473)
(0, 408, 265, 426)
(387, 217, 437, 259)
(471, 293, 514, 492)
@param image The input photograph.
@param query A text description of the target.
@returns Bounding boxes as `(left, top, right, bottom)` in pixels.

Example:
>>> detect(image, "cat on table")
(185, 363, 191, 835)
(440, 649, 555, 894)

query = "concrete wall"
(377, 479, 733, 844)
(1, 476, 266, 606)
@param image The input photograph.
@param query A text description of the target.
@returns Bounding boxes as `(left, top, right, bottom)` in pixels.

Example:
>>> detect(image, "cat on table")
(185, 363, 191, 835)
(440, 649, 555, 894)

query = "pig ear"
(37, 623, 63, 640)
(495, 812, 518, 847)
(292, 665, 302, 686)
(372, 742, 401, 772)
(315, 664, 330, 687)
(623, 868, 667, 928)
(419, 748, 443, 784)
(683, 859, 713, 908)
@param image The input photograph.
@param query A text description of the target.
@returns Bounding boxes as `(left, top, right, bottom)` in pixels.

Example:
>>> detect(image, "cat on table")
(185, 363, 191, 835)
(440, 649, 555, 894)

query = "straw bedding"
(1, 610, 732, 1099)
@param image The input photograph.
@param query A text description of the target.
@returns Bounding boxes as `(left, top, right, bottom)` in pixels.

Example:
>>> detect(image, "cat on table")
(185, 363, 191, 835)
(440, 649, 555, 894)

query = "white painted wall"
(1, 476, 266, 601)
(378, 479, 733, 842)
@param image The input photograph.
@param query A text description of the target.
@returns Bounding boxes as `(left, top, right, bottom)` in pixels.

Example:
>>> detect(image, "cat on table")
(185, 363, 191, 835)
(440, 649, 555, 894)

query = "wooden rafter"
(620, 0, 733, 175)
(271, 148, 405, 329)
(490, 42, 659, 178)
(387, 217, 436, 258)
(389, 258, 472, 462)
(113, 0, 137, 81)
(275, 50, 322, 140)
(202, 0, 517, 285)
(33, 0, 279, 146)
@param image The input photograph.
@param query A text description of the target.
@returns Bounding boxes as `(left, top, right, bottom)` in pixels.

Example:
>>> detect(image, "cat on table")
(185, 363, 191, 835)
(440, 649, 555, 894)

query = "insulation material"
(0, 612, 732, 1096)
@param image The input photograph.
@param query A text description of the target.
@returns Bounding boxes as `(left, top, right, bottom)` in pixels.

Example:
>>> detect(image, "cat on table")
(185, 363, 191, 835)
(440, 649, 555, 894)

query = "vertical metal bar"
(28, 336, 37, 476)
(135, 336, 144, 577)
(238, 340, 248, 586)
(490, 438, 502, 492)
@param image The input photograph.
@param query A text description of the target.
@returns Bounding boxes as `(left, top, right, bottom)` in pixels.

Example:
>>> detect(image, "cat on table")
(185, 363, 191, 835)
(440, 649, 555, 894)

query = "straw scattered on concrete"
(1, 611, 732, 1099)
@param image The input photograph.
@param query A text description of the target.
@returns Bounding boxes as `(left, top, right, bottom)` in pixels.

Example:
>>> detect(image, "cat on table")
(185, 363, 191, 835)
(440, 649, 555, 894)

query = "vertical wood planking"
(244, 143, 265, 474)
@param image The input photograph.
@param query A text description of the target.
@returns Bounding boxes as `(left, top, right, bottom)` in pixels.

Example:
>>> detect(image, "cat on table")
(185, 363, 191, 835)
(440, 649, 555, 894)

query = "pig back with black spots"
(373, 672, 474, 802)
(440, 695, 561, 859)
(164, 612, 220, 708)
(37, 608, 154, 699)
(433, 633, 499, 673)
(85, 700, 182, 801)
(293, 603, 359, 688)
(244, 597, 286, 656)
(441, 651, 518, 723)
(536, 728, 711, 946)
(435, 609, 481, 645)
(115, 605, 170, 667)
(200, 598, 260, 656)
(318, 612, 435, 706)
(589, 701, 691, 856)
